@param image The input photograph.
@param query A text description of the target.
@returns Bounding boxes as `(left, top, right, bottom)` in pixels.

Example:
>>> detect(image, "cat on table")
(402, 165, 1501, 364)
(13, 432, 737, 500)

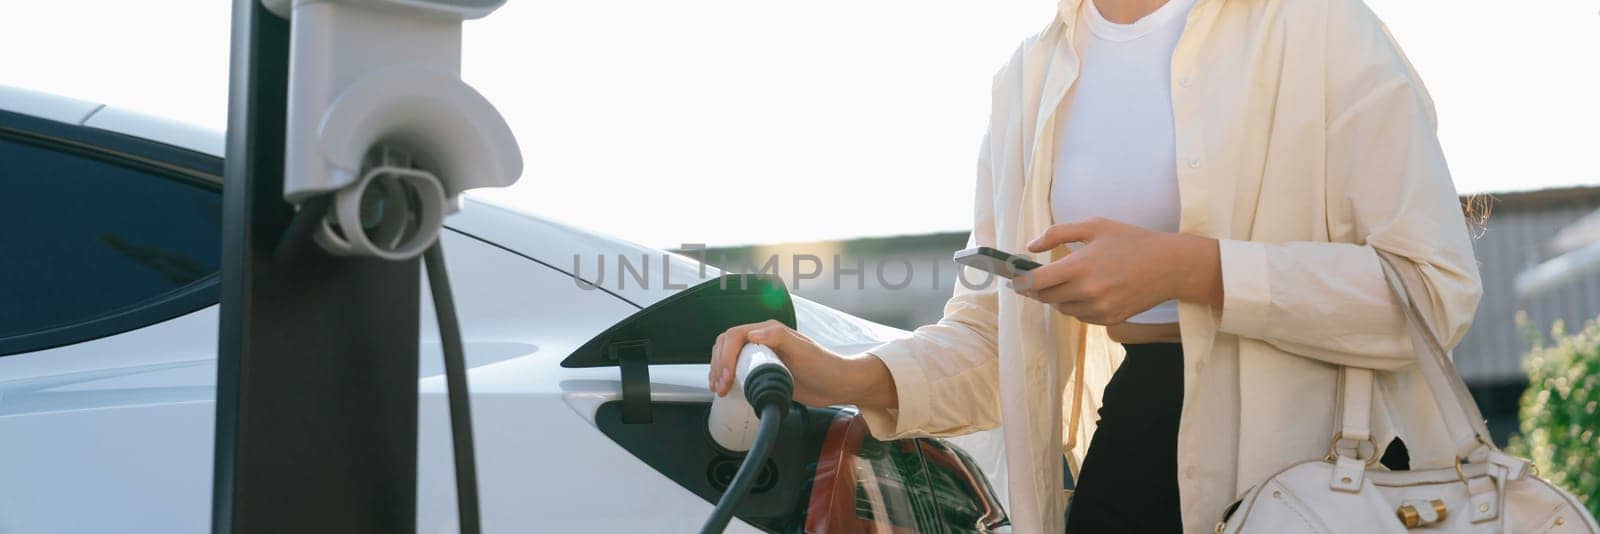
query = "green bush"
(1509, 312, 1600, 519)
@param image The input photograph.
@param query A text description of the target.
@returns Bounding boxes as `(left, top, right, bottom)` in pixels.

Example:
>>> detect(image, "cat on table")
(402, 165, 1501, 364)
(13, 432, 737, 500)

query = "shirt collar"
(1059, 0, 1216, 24)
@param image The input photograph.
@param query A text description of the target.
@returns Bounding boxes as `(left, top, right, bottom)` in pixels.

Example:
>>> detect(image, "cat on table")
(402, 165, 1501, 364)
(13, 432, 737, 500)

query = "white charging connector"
(701, 343, 793, 533)
(708, 344, 790, 451)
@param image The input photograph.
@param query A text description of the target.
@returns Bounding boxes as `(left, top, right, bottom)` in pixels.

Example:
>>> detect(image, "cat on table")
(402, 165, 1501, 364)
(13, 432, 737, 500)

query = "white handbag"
(1217, 251, 1600, 534)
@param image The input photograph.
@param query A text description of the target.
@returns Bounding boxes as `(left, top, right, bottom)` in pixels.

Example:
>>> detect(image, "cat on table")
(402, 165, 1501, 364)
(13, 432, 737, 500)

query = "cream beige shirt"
(859, 0, 1483, 532)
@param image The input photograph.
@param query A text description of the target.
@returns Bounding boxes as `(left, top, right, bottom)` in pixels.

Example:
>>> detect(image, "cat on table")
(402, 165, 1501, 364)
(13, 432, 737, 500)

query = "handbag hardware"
(1397, 499, 1449, 528)
(1324, 432, 1380, 466)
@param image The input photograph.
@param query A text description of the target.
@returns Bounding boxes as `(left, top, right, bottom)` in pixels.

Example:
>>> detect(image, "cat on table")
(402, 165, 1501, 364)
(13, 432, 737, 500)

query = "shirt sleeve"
(1215, 0, 1482, 370)
(853, 41, 1042, 439)
(858, 129, 1004, 439)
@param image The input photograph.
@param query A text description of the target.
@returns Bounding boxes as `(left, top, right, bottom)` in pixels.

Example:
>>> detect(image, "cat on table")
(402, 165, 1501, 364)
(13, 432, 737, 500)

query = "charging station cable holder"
(265, 0, 521, 260)
(310, 146, 448, 259)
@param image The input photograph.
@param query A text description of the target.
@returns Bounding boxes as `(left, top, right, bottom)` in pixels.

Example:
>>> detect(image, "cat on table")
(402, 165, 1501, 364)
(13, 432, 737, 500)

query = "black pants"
(1064, 342, 1184, 533)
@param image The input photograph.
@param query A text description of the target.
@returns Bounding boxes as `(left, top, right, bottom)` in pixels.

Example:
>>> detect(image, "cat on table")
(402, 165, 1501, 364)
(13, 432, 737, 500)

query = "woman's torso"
(975, 1, 1466, 531)
(1052, 0, 1194, 341)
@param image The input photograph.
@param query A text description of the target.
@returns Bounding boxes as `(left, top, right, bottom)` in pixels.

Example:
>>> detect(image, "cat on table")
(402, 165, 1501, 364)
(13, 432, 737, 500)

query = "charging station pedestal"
(214, 0, 517, 531)
(213, 2, 421, 532)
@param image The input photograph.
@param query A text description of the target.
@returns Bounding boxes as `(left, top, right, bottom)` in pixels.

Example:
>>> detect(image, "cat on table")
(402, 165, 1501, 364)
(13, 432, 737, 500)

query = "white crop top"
(1050, 0, 1194, 324)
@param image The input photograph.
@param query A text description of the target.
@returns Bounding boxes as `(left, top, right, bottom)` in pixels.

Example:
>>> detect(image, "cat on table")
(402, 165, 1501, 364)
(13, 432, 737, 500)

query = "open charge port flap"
(562, 274, 797, 424)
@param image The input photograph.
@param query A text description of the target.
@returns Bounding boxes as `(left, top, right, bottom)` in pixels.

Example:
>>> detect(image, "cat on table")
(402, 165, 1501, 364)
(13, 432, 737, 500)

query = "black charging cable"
(274, 180, 481, 532)
(701, 365, 794, 534)
(424, 243, 482, 534)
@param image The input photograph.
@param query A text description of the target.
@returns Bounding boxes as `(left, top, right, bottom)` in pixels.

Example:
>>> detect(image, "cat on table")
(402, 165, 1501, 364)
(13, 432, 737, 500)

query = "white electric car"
(0, 85, 1008, 533)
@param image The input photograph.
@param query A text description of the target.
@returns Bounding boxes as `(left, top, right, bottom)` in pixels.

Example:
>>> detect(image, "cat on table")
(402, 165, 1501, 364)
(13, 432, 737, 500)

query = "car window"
(0, 134, 221, 340)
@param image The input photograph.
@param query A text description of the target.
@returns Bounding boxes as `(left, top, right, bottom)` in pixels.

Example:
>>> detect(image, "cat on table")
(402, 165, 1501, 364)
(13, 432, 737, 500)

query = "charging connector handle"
(701, 343, 794, 533)
(708, 344, 793, 452)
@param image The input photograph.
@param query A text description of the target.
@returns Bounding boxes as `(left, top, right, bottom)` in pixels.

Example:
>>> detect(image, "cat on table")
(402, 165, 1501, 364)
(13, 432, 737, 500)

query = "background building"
(682, 186, 1600, 444)
(1452, 186, 1600, 440)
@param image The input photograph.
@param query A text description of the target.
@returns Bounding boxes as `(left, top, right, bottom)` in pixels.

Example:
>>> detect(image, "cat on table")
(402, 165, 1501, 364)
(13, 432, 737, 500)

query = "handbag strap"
(1334, 366, 1375, 449)
(1335, 251, 1493, 462)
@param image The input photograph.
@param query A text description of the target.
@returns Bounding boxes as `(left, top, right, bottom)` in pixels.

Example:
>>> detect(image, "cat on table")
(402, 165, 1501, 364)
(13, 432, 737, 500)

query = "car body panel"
(0, 308, 217, 532)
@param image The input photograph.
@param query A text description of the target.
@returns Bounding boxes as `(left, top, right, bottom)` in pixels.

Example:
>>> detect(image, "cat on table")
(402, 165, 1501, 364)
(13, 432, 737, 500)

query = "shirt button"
(1185, 466, 1197, 480)
(1188, 156, 1202, 168)
(1179, 75, 1192, 88)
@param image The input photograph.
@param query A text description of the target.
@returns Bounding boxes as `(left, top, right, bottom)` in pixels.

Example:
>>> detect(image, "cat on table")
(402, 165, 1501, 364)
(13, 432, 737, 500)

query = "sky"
(2, 0, 1597, 248)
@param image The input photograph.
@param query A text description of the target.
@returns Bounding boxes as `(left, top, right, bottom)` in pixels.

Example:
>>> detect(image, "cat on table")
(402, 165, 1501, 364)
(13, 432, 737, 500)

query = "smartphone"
(953, 246, 1042, 278)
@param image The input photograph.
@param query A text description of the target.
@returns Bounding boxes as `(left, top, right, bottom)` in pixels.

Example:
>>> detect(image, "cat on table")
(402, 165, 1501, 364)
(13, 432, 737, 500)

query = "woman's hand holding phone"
(1015, 217, 1223, 325)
